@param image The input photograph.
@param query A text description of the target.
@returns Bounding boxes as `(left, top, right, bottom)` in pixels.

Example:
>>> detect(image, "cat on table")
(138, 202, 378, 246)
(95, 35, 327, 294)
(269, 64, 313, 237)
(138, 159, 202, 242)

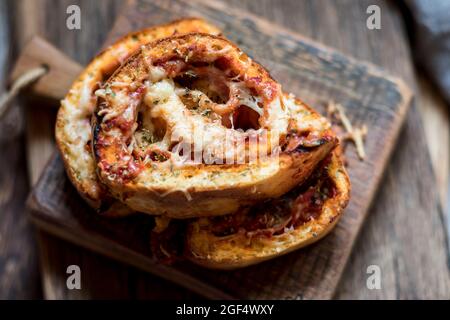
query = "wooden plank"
(0, 0, 42, 299)
(29, 0, 417, 299)
(415, 76, 449, 208)
(10, 0, 447, 299)
(37, 231, 198, 299)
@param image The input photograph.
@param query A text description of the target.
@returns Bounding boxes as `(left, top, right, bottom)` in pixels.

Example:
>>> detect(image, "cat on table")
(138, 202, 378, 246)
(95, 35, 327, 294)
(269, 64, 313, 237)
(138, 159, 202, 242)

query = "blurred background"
(0, 0, 449, 299)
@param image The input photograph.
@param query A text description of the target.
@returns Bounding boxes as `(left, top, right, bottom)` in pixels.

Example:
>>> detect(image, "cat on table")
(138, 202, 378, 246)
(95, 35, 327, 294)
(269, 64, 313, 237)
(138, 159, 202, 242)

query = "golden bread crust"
(185, 150, 350, 269)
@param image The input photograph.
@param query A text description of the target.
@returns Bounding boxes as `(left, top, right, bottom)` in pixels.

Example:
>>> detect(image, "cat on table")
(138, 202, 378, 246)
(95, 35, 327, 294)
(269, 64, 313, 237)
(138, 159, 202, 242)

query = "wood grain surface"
(2, 0, 449, 299)
(27, 0, 447, 300)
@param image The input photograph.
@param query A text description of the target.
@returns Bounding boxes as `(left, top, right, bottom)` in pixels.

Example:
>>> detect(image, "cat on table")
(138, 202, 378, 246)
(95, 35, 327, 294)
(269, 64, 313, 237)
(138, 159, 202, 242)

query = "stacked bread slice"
(56, 18, 350, 269)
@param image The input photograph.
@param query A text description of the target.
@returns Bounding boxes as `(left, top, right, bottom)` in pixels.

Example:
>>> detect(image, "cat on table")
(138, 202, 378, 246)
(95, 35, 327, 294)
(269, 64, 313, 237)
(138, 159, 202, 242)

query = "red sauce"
(150, 220, 186, 263)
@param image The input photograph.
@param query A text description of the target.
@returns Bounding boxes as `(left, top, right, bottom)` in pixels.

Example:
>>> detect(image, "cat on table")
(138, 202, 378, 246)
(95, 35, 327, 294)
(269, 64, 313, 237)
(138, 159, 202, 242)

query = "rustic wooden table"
(1, 0, 449, 299)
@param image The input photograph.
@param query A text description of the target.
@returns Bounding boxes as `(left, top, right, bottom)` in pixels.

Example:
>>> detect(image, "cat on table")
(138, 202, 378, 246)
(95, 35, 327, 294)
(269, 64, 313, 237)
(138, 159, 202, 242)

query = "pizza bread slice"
(56, 18, 221, 210)
(92, 33, 337, 218)
(184, 149, 350, 269)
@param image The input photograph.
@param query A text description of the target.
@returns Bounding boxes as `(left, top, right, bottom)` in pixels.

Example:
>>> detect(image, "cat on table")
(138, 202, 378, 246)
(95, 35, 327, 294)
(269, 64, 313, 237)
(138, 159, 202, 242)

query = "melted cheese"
(228, 81, 264, 116)
(143, 78, 274, 168)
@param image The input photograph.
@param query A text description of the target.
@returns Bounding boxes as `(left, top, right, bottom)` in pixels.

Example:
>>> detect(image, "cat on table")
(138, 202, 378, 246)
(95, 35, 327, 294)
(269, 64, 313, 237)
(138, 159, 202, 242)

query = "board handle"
(9, 36, 83, 100)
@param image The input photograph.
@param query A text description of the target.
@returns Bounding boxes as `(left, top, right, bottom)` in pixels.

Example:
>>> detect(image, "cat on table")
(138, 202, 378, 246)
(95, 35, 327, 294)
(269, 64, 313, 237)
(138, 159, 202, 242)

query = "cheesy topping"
(91, 34, 335, 210)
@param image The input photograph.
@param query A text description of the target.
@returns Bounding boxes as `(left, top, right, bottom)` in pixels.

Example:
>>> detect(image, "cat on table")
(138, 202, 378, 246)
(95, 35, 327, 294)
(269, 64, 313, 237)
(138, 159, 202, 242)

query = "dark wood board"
(28, 0, 413, 299)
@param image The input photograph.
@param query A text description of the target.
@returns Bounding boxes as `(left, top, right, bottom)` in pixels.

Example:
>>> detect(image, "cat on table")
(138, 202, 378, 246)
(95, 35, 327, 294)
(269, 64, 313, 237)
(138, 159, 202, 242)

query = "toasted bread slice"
(185, 150, 350, 269)
(92, 33, 337, 218)
(56, 18, 221, 209)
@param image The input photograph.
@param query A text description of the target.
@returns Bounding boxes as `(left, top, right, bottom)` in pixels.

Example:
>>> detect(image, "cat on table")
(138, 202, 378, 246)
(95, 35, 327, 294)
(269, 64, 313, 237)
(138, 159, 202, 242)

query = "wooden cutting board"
(28, 0, 412, 299)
